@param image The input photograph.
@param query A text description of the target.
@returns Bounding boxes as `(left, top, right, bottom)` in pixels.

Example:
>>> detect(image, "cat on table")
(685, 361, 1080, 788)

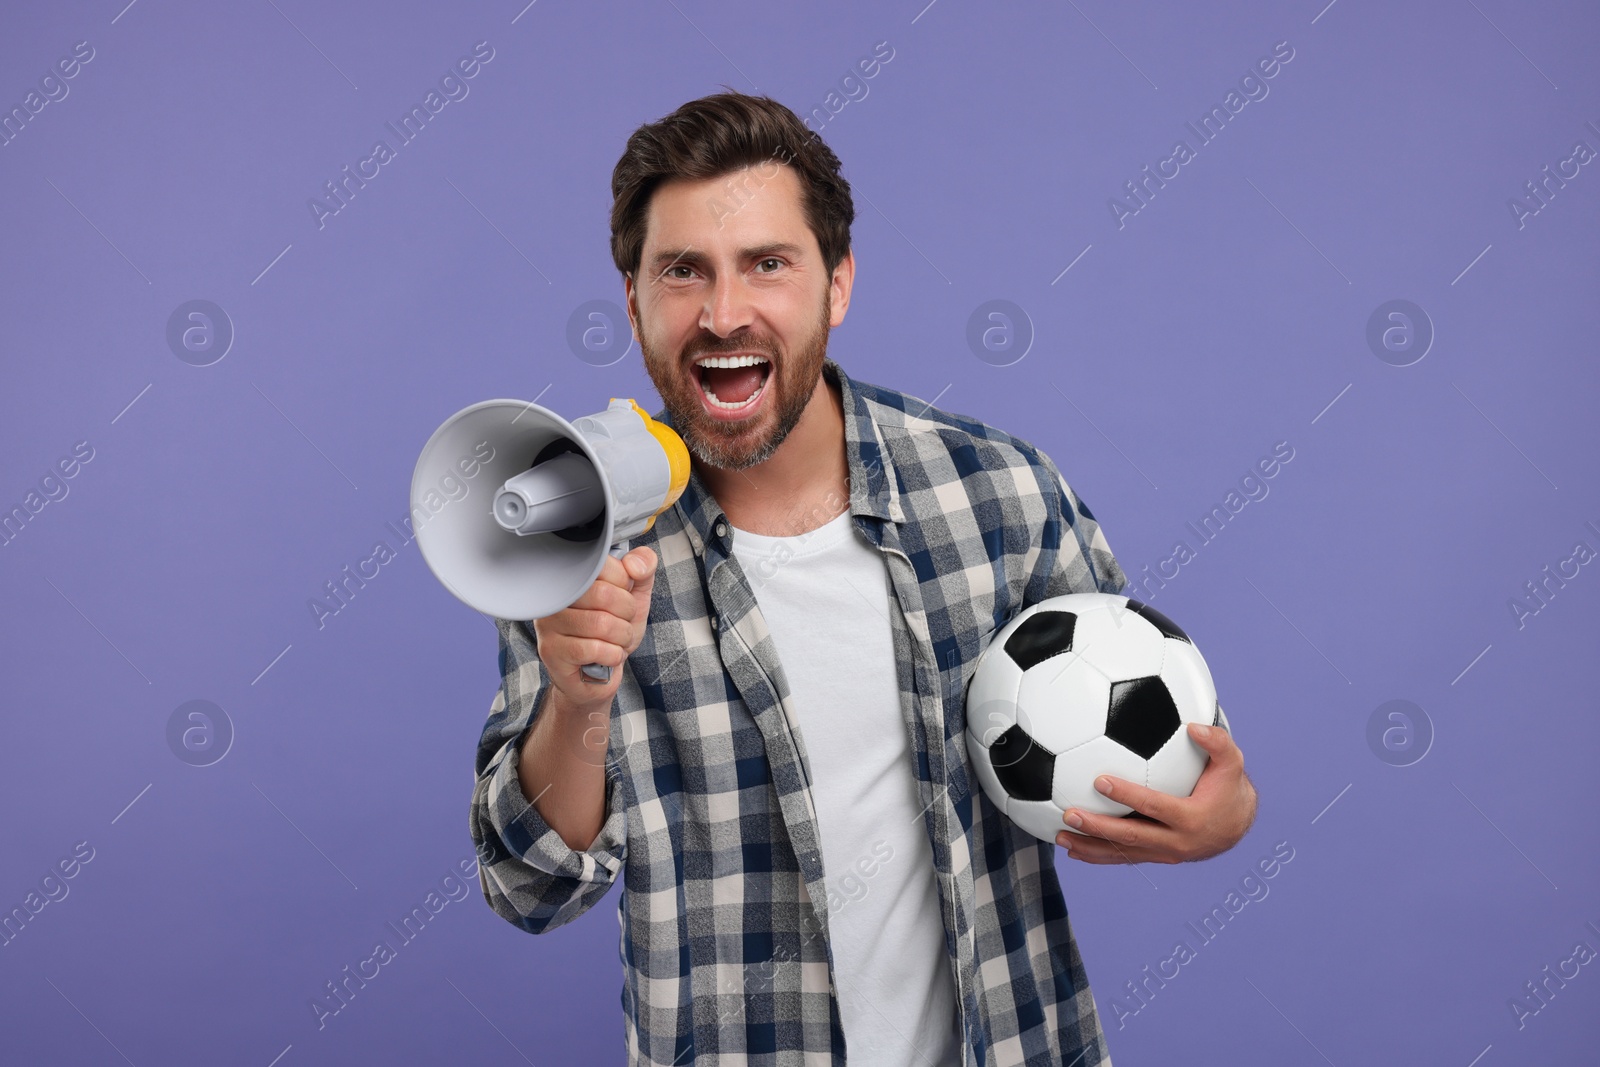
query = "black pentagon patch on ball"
(990, 724, 1056, 802)
(1105, 676, 1182, 760)
(1004, 611, 1077, 671)
(1124, 598, 1191, 644)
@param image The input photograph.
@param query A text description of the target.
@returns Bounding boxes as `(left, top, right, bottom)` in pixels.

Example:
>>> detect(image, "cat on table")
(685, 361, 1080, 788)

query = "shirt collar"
(652, 358, 903, 558)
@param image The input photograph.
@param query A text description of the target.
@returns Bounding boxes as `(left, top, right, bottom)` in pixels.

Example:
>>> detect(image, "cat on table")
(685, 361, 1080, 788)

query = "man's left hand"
(1055, 722, 1256, 864)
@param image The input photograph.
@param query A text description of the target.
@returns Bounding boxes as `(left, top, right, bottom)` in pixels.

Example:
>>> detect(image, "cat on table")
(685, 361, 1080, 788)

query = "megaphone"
(410, 397, 690, 680)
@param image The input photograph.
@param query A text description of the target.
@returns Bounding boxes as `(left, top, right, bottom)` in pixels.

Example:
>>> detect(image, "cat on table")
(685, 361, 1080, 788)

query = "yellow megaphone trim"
(617, 399, 691, 533)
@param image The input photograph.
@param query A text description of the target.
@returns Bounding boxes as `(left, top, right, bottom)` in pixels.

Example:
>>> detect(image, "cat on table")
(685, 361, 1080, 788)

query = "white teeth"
(695, 354, 769, 369)
(700, 374, 767, 410)
(695, 352, 771, 410)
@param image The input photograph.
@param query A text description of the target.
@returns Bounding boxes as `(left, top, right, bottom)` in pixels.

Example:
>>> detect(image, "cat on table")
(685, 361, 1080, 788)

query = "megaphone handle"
(580, 541, 631, 684)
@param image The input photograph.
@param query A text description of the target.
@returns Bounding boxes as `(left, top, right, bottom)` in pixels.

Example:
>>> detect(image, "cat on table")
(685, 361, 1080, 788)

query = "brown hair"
(610, 91, 855, 279)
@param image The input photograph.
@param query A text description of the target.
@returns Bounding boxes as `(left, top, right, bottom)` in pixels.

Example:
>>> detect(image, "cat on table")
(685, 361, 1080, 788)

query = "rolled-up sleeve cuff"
(482, 729, 625, 884)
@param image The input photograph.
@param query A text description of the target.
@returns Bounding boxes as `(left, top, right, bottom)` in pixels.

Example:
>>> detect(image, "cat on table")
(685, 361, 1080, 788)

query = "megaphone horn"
(411, 397, 689, 681)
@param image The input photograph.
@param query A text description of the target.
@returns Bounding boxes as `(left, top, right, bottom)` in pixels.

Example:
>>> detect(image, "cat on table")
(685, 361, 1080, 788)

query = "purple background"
(2, 1, 1597, 1063)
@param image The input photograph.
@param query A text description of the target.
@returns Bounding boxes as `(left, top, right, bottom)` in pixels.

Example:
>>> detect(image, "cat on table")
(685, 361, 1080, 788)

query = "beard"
(639, 294, 832, 472)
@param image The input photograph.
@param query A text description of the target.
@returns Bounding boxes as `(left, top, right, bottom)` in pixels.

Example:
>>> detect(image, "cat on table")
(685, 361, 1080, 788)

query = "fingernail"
(1065, 811, 1083, 828)
(1095, 776, 1114, 795)
(1193, 724, 1212, 739)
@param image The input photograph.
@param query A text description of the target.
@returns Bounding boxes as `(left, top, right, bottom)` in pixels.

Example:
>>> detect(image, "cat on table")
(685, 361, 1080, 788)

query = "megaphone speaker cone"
(410, 400, 617, 621)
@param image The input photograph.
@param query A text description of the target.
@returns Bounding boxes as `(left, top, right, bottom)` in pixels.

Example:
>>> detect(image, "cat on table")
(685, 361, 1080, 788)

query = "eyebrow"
(649, 242, 806, 273)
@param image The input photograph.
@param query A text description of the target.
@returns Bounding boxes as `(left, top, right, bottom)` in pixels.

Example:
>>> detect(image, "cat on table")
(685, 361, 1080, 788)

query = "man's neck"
(698, 372, 850, 537)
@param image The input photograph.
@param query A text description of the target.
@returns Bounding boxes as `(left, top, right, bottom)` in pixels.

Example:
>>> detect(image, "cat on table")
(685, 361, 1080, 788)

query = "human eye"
(754, 257, 783, 273)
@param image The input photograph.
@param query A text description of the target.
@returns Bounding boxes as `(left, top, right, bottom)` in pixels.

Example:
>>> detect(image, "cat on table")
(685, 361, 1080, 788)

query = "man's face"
(625, 163, 852, 471)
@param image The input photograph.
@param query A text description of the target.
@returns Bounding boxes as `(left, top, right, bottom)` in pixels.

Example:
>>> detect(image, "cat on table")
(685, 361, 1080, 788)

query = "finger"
(537, 610, 630, 663)
(624, 546, 658, 581)
(562, 634, 627, 671)
(1185, 727, 1248, 801)
(629, 558, 658, 607)
(1059, 840, 1127, 864)
(1087, 774, 1186, 829)
(1062, 805, 1151, 850)
(1065, 802, 1191, 860)
(560, 607, 634, 649)
(594, 552, 635, 591)
(1056, 832, 1142, 865)
(567, 576, 638, 621)
(1065, 830, 1185, 865)
(1189, 722, 1243, 769)
(629, 575, 656, 638)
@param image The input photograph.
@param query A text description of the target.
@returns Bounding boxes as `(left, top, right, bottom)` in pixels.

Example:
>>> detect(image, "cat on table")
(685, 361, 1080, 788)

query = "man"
(470, 92, 1257, 1066)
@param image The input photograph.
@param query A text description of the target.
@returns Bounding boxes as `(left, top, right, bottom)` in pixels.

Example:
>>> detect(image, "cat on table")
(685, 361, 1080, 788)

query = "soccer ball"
(964, 593, 1220, 842)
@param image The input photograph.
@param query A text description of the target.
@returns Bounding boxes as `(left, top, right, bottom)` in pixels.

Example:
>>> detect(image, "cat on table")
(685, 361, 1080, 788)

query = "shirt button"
(709, 613, 718, 630)
(714, 521, 727, 537)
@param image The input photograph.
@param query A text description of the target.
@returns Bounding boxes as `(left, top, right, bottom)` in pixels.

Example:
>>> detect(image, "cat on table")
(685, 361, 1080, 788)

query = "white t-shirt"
(731, 509, 963, 1067)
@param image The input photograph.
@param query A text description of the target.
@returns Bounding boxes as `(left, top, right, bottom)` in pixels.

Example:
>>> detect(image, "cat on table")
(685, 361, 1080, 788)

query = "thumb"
(1189, 721, 1240, 763)
(624, 546, 658, 582)
(627, 551, 657, 639)
(625, 548, 658, 610)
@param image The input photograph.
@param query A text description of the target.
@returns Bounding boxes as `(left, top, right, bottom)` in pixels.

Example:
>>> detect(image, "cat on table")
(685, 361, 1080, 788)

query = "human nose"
(700, 271, 756, 337)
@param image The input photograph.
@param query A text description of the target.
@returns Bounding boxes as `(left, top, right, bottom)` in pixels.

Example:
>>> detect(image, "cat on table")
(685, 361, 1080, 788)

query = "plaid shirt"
(471, 358, 1131, 1066)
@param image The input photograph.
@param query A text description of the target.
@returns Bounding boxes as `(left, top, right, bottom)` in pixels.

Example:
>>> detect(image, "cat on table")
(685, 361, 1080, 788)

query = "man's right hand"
(518, 545, 657, 842)
(532, 545, 658, 717)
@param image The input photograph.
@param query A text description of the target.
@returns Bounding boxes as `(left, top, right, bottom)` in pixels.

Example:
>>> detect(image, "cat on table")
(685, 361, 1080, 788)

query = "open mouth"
(693, 353, 772, 414)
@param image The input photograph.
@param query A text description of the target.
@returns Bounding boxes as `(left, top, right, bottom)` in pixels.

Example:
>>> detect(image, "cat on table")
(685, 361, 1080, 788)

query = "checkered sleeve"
(1034, 450, 1129, 598)
(468, 617, 627, 935)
